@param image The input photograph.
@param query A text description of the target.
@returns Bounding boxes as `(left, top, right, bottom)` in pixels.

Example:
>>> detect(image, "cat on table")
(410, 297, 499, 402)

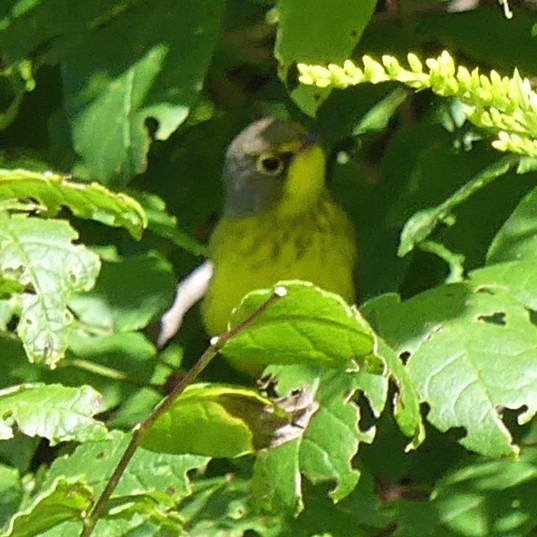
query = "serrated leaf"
(373, 337, 424, 448)
(487, 184, 537, 263)
(223, 281, 377, 373)
(298, 370, 369, 501)
(68, 252, 175, 332)
(251, 365, 380, 514)
(0, 168, 147, 239)
(44, 431, 207, 505)
(0, 214, 100, 366)
(2, 477, 92, 537)
(141, 383, 314, 458)
(364, 283, 537, 457)
(0, 384, 109, 445)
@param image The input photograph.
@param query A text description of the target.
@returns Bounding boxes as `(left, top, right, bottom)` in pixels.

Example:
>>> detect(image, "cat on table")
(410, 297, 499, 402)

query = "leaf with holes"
(363, 282, 537, 457)
(470, 260, 537, 312)
(0, 214, 100, 366)
(250, 365, 377, 516)
(250, 350, 422, 516)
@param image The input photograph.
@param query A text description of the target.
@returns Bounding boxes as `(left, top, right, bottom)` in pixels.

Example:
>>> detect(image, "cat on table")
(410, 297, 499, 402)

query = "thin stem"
(80, 290, 282, 537)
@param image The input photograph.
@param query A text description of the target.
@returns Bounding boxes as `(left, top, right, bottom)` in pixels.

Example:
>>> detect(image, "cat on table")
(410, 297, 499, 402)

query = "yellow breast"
(201, 194, 357, 336)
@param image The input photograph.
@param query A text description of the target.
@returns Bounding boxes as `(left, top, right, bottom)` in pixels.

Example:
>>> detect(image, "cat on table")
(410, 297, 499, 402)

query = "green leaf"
(364, 283, 537, 457)
(0, 384, 109, 445)
(32, 432, 206, 535)
(103, 494, 184, 533)
(373, 337, 424, 447)
(67, 331, 157, 387)
(0, 214, 100, 366)
(61, 0, 225, 186)
(0, 168, 147, 239)
(178, 475, 280, 537)
(392, 447, 537, 537)
(63, 331, 161, 420)
(0, 276, 24, 298)
(2, 478, 92, 537)
(141, 383, 316, 458)
(470, 259, 537, 315)
(352, 87, 410, 136)
(44, 431, 207, 504)
(251, 364, 385, 514)
(0, 301, 15, 331)
(127, 190, 206, 256)
(419, 241, 465, 283)
(68, 252, 175, 333)
(275, 0, 377, 115)
(487, 184, 537, 264)
(286, 473, 390, 536)
(0, 464, 22, 529)
(223, 281, 377, 372)
(252, 440, 303, 516)
(0, 2, 116, 65)
(398, 156, 516, 256)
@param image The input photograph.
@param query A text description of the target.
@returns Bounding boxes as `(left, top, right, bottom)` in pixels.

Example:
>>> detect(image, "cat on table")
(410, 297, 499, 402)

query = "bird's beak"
(300, 131, 321, 149)
(278, 131, 321, 155)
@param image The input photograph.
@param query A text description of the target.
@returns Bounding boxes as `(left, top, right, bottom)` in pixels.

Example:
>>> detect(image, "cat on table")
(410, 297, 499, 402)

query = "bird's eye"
(256, 153, 285, 176)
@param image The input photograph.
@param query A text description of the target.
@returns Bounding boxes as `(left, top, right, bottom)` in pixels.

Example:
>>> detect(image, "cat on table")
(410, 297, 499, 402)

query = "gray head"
(222, 118, 320, 217)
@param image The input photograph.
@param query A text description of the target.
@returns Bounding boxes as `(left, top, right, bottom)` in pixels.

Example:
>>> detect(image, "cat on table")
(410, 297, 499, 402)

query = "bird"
(200, 117, 358, 373)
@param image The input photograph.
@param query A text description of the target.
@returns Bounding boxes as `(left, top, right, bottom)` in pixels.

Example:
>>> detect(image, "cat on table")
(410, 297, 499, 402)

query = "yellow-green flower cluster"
(297, 50, 537, 159)
(492, 132, 537, 158)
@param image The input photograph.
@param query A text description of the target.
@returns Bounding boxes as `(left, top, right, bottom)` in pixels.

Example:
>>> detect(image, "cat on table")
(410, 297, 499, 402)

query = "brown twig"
(80, 288, 284, 537)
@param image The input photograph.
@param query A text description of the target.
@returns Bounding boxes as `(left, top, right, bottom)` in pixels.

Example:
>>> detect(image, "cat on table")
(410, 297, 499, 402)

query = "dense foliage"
(2, 0, 537, 535)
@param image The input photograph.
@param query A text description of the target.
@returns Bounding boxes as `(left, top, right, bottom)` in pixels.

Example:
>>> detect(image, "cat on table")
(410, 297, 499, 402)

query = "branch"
(80, 287, 285, 537)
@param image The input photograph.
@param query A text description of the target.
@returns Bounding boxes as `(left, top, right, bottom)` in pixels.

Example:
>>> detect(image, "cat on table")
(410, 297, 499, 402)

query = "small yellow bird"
(201, 117, 357, 371)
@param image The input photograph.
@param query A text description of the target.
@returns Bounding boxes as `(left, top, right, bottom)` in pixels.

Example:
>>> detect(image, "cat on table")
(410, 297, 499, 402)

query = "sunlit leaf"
(2, 478, 92, 537)
(364, 283, 537, 457)
(223, 281, 377, 372)
(0, 169, 147, 239)
(0, 384, 109, 445)
(0, 214, 100, 366)
(141, 383, 317, 458)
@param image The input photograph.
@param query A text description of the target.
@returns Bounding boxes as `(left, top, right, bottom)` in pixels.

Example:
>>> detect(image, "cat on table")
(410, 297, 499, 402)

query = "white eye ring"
(256, 153, 284, 176)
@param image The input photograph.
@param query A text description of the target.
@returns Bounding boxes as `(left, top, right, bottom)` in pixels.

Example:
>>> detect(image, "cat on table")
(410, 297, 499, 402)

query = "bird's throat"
(278, 144, 326, 216)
